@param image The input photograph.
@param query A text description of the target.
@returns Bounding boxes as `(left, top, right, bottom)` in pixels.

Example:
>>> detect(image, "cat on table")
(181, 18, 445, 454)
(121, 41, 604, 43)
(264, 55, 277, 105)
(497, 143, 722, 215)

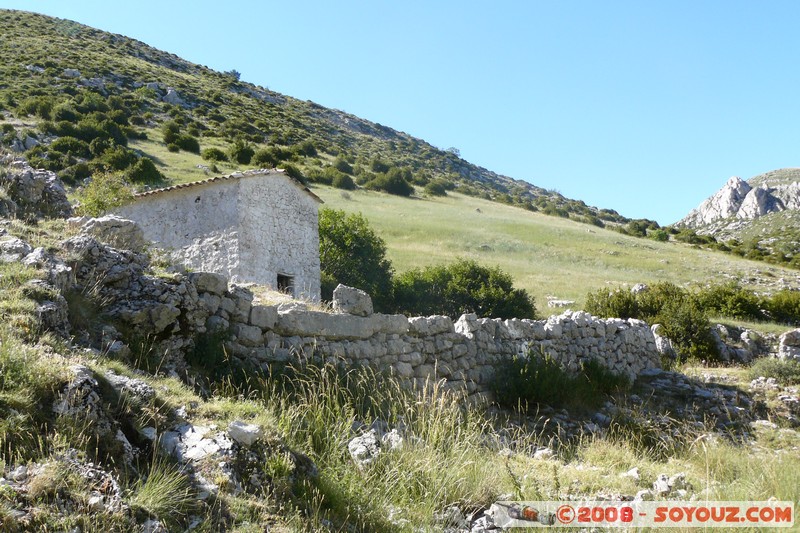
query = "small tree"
(318, 209, 394, 310)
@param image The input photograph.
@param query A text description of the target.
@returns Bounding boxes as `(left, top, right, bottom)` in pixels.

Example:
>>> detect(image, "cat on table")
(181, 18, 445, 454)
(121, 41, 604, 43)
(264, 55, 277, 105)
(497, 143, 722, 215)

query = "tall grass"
(258, 363, 518, 529)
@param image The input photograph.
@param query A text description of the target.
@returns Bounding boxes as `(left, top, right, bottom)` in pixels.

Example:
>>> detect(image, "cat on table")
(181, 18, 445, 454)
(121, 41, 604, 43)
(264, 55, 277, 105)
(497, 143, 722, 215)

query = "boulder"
(778, 329, 800, 361)
(78, 215, 146, 252)
(0, 160, 72, 219)
(228, 421, 263, 446)
(162, 87, 184, 105)
(332, 284, 373, 316)
(0, 237, 33, 262)
(348, 430, 381, 468)
(275, 308, 375, 340)
(411, 315, 455, 336)
(631, 283, 649, 294)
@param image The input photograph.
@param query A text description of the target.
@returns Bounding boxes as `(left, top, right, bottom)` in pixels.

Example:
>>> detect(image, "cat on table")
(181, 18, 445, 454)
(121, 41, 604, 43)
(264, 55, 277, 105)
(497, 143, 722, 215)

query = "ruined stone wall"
(195, 278, 662, 400)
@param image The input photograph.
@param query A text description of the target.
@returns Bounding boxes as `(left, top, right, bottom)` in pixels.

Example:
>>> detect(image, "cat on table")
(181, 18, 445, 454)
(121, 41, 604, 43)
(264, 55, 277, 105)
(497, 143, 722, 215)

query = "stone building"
(117, 169, 322, 300)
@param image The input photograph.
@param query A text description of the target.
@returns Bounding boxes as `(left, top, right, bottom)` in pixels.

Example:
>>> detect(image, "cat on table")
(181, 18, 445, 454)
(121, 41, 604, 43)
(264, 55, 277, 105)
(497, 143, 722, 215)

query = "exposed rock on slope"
(678, 168, 800, 229)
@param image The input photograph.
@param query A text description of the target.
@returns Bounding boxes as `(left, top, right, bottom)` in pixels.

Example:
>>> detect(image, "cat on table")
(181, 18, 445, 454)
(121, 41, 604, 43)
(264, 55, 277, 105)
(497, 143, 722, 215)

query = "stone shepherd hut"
(117, 169, 323, 300)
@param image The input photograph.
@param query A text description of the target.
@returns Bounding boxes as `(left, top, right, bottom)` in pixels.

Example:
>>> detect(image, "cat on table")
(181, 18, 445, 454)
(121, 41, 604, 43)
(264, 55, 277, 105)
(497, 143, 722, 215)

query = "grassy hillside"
(313, 185, 800, 309)
(0, 8, 629, 227)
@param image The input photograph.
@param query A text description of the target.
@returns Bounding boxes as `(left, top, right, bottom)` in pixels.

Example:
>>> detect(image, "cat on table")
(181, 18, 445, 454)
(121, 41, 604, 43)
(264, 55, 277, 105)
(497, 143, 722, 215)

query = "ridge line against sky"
(3, 0, 800, 224)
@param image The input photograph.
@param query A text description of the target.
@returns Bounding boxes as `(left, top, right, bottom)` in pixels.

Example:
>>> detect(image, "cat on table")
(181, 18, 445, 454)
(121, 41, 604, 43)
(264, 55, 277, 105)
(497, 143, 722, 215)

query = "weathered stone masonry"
(117, 169, 323, 301)
(210, 282, 662, 400)
(55, 230, 661, 400)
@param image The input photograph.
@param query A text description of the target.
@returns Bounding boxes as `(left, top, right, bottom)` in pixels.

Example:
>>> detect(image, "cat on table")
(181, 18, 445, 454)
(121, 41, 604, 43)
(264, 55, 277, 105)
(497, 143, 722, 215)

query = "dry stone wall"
(208, 283, 662, 400)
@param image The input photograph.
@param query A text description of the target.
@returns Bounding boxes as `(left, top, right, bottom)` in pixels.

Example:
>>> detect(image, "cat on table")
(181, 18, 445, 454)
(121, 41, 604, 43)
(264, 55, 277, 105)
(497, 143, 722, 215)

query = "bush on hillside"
(393, 259, 535, 319)
(126, 157, 164, 184)
(424, 180, 448, 197)
(695, 282, 764, 321)
(201, 147, 228, 162)
(318, 208, 394, 311)
(365, 168, 414, 197)
(228, 138, 254, 164)
(747, 357, 800, 385)
(765, 290, 800, 325)
(49, 136, 91, 159)
(332, 173, 356, 190)
(586, 282, 718, 362)
(252, 148, 276, 167)
(174, 133, 200, 154)
(333, 157, 353, 175)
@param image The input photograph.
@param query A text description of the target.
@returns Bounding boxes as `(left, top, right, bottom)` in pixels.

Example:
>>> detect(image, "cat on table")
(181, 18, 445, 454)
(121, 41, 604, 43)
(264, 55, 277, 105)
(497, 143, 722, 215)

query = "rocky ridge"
(677, 168, 800, 232)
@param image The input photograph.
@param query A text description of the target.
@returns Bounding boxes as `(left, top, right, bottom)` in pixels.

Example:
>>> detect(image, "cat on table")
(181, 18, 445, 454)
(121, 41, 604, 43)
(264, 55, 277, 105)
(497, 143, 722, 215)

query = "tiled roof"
(133, 168, 323, 203)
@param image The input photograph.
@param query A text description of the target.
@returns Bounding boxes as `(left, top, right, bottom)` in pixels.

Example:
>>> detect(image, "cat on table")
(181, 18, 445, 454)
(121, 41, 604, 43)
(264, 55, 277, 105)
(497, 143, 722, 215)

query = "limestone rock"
(228, 421, 263, 446)
(348, 430, 381, 468)
(249, 304, 278, 329)
(162, 87, 184, 105)
(679, 176, 752, 226)
(0, 160, 72, 219)
(189, 272, 228, 295)
(332, 284, 373, 316)
(778, 329, 800, 361)
(0, 237, 33, 262)
(78, 215, 146, 252)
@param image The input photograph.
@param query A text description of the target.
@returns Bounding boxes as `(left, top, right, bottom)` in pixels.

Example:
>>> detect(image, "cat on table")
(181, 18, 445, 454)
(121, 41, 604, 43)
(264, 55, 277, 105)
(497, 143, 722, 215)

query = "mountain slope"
(0, 8, 629, 226)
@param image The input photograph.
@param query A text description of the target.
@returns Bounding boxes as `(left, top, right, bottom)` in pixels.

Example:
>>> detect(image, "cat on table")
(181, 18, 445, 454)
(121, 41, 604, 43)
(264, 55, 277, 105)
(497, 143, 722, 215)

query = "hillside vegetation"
(315, 186, 800, 308)
(0, 8, 632, 228)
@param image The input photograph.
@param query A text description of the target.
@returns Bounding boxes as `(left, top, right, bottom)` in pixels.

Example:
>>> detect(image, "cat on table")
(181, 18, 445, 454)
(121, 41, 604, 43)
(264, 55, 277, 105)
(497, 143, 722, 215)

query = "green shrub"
(49, 136, 91, 159)
(126, 157, 164, 184)
(228, 138, 254, 164)
(366, 168, 414, 197)
(201, 147, 228, 162)
(764, 290, 800, 325)
(332, 173, 356, 190)
(585, 288, 638, 319)
(586, 282, 718, 362)
(424, 180, 448, 196)
(747, 357, 800, 385)
(59, 162, 91, 185)
(393, 259, 535, 319)
(491, 353, 629, 412)
(655, 296, 718, 362)
(174, 134, 200, 154)
(252, 148, 276, 167)
(161, 120, 181, 145)
(16, 95, 56, 119)
(76, 172, 134, 216)
(696, 282, 764, 321)
(319, 208, 394, 310)
(96, 145, 138, 171)
(167, 143, 180, 152)
(333, 157, 353, 174)
(280, 163, 305, 183)
(650, 229, 669, 242)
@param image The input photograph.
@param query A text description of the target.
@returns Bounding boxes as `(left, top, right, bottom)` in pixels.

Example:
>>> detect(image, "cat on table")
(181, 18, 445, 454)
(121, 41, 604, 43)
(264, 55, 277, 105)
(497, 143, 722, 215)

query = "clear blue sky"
(5, 1, 800, 224)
